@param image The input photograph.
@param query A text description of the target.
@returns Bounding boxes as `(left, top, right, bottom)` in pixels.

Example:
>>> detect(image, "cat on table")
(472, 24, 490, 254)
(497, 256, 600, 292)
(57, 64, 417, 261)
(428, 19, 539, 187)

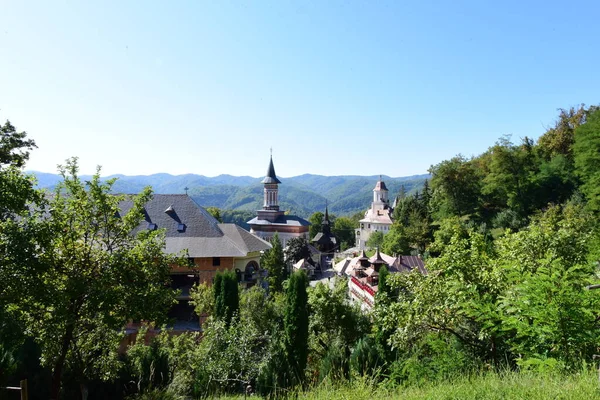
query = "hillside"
(29, 172, 429, 217)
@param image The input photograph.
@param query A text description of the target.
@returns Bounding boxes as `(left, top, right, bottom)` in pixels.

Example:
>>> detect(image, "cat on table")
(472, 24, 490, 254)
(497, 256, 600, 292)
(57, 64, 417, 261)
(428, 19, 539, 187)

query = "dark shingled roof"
(247, 214, 310, 227)
(390, 255, 427, 275)
(261, 156, 281, 184)
(374, 180, 388, 191)
(125, 194, 271, 257)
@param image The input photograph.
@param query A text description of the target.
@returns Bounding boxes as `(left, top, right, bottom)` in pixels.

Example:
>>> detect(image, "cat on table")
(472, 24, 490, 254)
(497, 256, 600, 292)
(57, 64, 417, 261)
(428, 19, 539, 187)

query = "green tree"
(429, 155, 481, 218)
(261, 233, 287, 293)
(206, 206, 223, 222)
(2, 158, 177, 398)
(308, 211, 324, 240)
(284, 271, 309, 384)
(308, 279, 369, 381)
(537, 105, 589, 161)
(366, 231, 384, 249)
(284, 237, 311, 263)
(0, 120, 36, 168)
(574, 107, 600, 212)
(332, 216, 357, 251)
(213, 270, 239, 327)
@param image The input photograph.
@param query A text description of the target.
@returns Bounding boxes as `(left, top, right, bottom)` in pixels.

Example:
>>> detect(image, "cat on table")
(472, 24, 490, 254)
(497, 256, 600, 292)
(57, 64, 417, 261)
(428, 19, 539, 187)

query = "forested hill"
(30, 172, 429, 217)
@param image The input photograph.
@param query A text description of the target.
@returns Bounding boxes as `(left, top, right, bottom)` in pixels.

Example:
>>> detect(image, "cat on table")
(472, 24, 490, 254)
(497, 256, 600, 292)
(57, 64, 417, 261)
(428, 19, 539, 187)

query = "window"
(177, 223, 186, 232)
(147, 223, 157, 230)
(212, 257, 221, 266)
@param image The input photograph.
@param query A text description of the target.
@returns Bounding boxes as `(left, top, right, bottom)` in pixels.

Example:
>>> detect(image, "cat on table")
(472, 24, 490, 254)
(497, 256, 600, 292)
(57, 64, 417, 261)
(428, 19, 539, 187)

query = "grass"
(219, 370, 600, 399)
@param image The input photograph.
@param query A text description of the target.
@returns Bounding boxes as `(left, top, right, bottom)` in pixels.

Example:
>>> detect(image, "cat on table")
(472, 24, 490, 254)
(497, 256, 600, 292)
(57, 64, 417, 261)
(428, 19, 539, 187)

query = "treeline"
(380, 104, 600, 256)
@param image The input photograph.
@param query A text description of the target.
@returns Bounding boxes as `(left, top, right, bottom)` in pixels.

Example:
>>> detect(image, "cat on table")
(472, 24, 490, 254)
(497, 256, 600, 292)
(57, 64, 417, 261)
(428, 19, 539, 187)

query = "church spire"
(261, 152, 281, 211)
(261, 154, 281, 184)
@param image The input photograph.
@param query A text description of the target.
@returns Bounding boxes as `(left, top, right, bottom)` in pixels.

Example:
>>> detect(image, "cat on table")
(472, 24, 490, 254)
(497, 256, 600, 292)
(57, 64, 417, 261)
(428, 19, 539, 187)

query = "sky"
(1, 1, 599, 179)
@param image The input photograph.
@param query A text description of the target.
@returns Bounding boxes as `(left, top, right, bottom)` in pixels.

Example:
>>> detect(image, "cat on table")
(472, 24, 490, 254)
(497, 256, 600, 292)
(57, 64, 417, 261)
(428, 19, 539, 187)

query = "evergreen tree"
(213, 270, 239, 326)
(261, 232, 287, 293)
(284, 271, 309, 384)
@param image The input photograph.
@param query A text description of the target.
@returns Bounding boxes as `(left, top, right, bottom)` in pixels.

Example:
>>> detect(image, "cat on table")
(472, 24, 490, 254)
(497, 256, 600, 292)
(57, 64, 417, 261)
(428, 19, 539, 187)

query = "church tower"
(247, 153, 310, 246)
(372, 175, 389, 210)
(261, 155, 281, 211)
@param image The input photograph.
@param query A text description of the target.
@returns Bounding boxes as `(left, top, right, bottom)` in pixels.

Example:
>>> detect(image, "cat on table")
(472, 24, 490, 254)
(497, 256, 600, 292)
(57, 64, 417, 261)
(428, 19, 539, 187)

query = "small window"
(177, 223, 186, 232)
(212, 257, 221, 266)
(368, 224, 370, 229)
(148, 223, 157, 230)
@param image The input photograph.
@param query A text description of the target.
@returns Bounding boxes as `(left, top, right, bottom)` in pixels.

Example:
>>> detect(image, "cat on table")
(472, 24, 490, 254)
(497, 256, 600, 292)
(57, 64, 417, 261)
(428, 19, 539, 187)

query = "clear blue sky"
(1, 1, 599, 178)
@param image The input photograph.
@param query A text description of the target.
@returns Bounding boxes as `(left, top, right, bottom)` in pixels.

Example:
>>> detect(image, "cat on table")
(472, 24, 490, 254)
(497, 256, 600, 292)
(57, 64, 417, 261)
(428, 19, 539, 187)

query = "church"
(355, 177, 394, 250)
(247, 155, 310, 246)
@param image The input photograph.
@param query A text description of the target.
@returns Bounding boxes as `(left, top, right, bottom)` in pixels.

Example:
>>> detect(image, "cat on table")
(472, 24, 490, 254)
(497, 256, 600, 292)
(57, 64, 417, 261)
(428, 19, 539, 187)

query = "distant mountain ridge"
(29, 171, 430, 218)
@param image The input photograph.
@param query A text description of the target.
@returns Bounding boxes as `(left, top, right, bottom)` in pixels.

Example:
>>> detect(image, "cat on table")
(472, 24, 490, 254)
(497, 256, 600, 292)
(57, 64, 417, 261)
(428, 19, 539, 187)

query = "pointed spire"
(325, 200, 329, 222)
(261, 153, 282, 184)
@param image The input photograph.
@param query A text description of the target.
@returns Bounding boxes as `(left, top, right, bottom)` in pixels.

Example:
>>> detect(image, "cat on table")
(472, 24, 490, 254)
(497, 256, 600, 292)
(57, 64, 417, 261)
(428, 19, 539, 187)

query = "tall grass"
(300, 370, 600, 400)
(219, 370, 600, 399)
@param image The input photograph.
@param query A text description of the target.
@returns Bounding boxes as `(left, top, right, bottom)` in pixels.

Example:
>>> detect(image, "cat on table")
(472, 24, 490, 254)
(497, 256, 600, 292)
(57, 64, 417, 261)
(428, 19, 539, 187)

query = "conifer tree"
(261, 232, 287, 293)
(213, 270, 239, 327)
(284, 270, 309, 384)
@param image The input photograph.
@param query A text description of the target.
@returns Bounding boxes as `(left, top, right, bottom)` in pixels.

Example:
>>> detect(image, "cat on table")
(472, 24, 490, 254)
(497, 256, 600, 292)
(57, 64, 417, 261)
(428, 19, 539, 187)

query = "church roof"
(311, 232, 337, 245)
(261, 156, 281, 184)
(374, 179, 388, 191)
(125, 194, 271, 258)
(359, 208, 393, 224)
(247, 214, 310, 227)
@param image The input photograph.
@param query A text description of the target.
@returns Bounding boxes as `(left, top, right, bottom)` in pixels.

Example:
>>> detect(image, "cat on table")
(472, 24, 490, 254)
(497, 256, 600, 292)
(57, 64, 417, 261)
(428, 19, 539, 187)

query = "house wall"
(170, 257, 235, 284)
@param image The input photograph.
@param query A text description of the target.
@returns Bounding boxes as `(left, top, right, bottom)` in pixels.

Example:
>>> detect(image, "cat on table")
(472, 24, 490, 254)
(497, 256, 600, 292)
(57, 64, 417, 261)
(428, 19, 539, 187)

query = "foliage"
(213, 270, 239, 327)
(285, 237, 312, 263)
(308, 279, 370, 382)
(205, 206, 223, 222)
(2, 158, 177, 398)
(574, 107, 600, 212)
(366, 231, 384, 249)
(0, 120, 36, 168)
(261, 232, 287, 293)
(189, 281, 214, 319)
(285, 271, 310, 385)
(309, 211, 324, 240)
(332, 216, 357, 251)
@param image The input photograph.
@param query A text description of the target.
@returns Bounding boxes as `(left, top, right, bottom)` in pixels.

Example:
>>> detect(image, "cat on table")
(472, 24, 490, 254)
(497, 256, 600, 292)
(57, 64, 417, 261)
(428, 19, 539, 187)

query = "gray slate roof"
(247, 214, 310, 227)
(126, 194, 271, 257)
(261, 156, 282, 184)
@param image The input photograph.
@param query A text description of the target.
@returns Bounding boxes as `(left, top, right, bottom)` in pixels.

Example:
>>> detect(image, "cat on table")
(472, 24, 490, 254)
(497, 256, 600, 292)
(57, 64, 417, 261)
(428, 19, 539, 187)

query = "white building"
(355, 177, 394, 250)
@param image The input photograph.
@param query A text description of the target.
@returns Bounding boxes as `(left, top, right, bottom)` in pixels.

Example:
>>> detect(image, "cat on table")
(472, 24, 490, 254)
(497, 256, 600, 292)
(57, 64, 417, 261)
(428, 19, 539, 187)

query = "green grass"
(220, 370, 600, 399)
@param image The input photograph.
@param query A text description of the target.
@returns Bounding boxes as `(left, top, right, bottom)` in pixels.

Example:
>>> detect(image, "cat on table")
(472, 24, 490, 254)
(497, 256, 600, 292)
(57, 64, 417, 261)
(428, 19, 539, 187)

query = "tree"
(213, 270, 239, 327)
(366, 231, 384, 249)
(308, 211, 324, 240)
(332, 217, 357, 251)
(284, 237, 311, 263)
(206, 206, 223, 222)
(261, 232, 287, 293)
(0, 120, 36, 168)
(2, 158, 177, 398)
(284, 271, 309, 384)
(0, 121, 40, 219)
(537, 105, 589, 161)
(308, 279, 369, 381)
(429, 155, 481, 218)
(574, 107, 600, 212)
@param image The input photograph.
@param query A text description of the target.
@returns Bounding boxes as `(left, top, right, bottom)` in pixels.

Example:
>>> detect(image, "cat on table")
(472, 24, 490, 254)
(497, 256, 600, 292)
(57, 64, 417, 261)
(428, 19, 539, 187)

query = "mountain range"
(30, 172, 429, 218)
